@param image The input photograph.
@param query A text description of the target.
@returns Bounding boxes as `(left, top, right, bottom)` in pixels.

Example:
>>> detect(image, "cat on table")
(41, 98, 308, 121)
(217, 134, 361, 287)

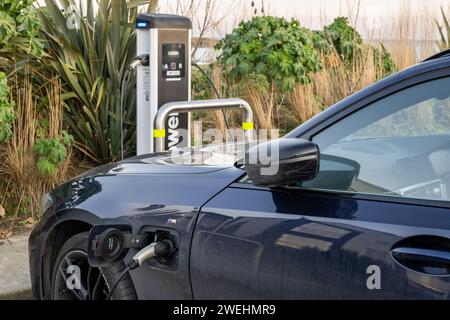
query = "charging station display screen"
(162, 43, 185, 80)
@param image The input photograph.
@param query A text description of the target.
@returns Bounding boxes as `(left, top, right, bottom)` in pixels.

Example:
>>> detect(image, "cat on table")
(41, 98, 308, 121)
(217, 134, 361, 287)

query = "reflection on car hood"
(83, 142, 254, 176)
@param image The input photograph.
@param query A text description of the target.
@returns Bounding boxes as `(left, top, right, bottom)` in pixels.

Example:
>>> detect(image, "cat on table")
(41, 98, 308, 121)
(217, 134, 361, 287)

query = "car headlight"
(41, 192, 54, 216)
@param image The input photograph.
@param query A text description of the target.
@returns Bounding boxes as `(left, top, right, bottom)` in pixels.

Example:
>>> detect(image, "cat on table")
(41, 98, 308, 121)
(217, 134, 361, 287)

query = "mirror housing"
(244, 138, 320, 187)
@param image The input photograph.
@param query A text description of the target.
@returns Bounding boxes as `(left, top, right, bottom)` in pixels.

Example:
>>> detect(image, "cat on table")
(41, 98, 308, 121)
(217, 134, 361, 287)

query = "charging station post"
(136, 14, 192, 155)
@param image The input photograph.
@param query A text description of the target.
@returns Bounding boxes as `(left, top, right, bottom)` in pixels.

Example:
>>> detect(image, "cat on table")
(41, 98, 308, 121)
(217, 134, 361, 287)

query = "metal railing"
(153, 98, 254, 153)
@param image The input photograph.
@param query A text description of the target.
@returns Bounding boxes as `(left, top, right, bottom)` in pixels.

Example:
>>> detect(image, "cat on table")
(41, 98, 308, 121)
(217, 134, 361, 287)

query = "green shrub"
(372, 44, 397, 78)
(192, 67, 215, 101)
(0, 0, 43, 58)
(0, 72, 14, 143)
(313, 17, 396, 76)
(35, 131, 74, 176)
(314, 17, 363, 63)
(215, 16, 323, 93)
(0, 0, 44, 144)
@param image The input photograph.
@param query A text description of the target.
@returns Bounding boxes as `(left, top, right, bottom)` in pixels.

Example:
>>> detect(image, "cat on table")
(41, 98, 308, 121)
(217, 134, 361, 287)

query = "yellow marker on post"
(242, 122, 254, 130)
(153, 129, 166, 138)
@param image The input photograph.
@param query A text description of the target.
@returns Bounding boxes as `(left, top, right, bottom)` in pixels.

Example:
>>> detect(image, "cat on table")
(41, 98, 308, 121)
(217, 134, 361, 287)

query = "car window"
(300, 77, 450, 202)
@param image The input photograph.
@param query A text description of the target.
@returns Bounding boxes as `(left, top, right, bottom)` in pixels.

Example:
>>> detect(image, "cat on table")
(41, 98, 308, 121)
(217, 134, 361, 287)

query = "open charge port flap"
(87, 224, 156, 267)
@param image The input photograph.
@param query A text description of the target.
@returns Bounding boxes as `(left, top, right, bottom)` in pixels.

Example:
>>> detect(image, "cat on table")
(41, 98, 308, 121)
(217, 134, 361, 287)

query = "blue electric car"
(29, 50, 450, 300)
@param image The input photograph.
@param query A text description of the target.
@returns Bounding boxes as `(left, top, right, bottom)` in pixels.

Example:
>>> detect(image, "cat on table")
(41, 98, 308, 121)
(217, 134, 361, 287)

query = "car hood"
(52, 143, 251, 219)
(82, 143, 251, 176)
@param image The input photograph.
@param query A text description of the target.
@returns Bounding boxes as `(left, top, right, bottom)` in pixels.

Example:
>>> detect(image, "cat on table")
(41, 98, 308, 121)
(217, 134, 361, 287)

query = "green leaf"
(37, 157, 56, 176)
(0, 72, 14, 143)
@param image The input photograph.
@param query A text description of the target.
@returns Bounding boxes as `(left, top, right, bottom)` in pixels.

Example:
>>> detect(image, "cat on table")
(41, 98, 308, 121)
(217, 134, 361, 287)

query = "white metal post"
(136, 28, 152, 155)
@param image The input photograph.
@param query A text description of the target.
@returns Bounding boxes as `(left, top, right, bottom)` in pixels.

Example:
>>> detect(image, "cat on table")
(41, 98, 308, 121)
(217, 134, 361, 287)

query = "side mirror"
(244, 138, 320, 187)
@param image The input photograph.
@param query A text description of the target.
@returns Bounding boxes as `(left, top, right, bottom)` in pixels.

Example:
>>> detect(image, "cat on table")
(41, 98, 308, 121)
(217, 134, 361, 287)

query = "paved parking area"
(0, 232, 32, 299)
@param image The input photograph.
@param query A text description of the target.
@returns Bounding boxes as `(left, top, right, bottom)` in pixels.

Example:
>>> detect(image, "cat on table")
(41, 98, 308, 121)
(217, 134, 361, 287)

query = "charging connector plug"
(106, 239, 175, 300)
(127, 54, 150, 71)
(126, 239, 174, 270)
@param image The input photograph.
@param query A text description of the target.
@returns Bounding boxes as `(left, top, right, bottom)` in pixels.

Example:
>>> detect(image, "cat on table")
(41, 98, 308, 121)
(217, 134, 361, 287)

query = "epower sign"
(136, 14, 191, 154)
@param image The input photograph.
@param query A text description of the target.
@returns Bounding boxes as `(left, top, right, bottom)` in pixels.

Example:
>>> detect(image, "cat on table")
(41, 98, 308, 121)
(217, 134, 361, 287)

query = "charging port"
(88, 225, 155, 267)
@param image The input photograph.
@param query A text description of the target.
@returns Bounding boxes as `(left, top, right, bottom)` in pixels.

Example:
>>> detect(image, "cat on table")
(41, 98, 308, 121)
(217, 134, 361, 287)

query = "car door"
(190, 75, 450, 299)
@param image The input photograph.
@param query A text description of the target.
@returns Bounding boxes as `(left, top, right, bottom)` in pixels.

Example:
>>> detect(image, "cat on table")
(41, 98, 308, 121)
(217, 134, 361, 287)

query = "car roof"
(422, 48, 450, 62)
(286, 50, 450, 139)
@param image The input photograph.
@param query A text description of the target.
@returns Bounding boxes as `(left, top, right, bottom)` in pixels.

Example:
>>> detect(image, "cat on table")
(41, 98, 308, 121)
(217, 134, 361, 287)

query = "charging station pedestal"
(136, 14, 192, 154)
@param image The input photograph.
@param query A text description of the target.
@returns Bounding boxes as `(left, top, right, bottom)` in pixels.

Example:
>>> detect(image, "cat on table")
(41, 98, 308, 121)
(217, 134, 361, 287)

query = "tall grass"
(0, 72, 75, 233)
(245, 84, 276, 131)
(214, 35, 402, 134)
(205, 1, 440, 134)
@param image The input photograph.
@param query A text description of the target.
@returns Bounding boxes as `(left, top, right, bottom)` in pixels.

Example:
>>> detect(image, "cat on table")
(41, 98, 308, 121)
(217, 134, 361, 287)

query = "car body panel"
(29, 149, 245, 299)
(53, 170, 242, 219)
(29, 55, 450, 300)
(190, 185, 450, 299)
(189, 57, 450, 300)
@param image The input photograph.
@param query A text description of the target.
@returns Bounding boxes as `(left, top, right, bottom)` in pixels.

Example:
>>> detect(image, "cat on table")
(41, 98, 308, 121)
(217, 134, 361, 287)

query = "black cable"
(192, 62, 232, 136)
(120, 55, 149, 161)
(105, 265, 131, 300)
(91, 270, 103, 300)
(86, 265, 92, 300)
(193, 62, 221, 99)
(120, 69, 131, 161)
(103, 240, 173, 300)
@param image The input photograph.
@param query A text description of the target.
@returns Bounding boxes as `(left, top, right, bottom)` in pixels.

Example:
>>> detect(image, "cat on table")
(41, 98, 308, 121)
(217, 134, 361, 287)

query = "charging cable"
(120, 54, 150, 160)
(106, 239, 173, 300)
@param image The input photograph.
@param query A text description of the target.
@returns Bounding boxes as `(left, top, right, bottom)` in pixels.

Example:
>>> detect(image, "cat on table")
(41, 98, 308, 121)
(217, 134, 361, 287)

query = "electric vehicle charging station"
(134, 13, 254, 156)
(135, 14, 192, 154)
(97, 16, 255, 291)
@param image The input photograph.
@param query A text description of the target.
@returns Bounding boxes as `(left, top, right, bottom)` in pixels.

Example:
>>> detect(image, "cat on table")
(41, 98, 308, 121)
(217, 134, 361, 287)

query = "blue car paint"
(191, 186, 450, 299)
(29, 55, 450, 300)
(31, 157, 244, 299)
